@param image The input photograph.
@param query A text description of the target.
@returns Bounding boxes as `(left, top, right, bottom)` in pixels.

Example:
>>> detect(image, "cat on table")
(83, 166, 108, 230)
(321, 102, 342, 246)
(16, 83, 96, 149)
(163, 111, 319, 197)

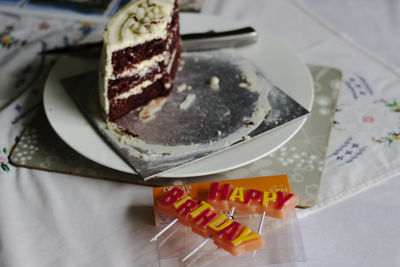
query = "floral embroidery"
(11, 103, 40, 125)
(332, 120, 340, 127)
(1, 32, 18, 48)
(330, 137, 366, 166)
(362, 116, 374, 123)
(374, 98, 400, 112)
(375, 132, 400, 147)
(332, 105, 346, 131)
(79, 22, 94, 35)
(39, 22, 51, 31)
(372, 99, 400, 146)
(0, 148, 10, 172)
(329, 137, 353, 157)
(385, 99, 400, 113)
(0, 25, 27, 49)
(345, 74, 373, 100)
(338, 146, 367, 166)
(14, 104, 22, 112)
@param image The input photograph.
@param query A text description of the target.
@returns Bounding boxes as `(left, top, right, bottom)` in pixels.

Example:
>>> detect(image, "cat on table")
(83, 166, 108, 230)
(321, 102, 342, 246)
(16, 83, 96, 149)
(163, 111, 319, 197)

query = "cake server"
(39, 27, 257, 57)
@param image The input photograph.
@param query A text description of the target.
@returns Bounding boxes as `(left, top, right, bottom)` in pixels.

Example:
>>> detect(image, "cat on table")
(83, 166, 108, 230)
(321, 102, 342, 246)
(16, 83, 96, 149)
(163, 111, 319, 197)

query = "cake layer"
(115, 54, 166, 79)
(100, 0, 180, 122)
(108, 44, 180, 122)
(112, 39, 165, 76)
(108, 63, 164, 99)
(109, 79, 168, 121)
(115, 74, 163, 100)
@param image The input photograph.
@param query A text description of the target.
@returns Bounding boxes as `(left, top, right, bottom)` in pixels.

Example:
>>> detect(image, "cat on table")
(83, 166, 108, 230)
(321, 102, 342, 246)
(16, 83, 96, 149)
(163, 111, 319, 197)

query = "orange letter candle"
(207, 182, 299, 219)
(157, 187, 264, 257)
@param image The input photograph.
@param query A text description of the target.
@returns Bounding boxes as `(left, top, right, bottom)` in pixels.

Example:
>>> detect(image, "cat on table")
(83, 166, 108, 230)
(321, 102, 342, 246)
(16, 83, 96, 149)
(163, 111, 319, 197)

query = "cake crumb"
(140, 153, 149, 160)
(177, 83, 187, 92)
(179, 94, 196, 110)
(239, 82, 248, 88)
(188, 85, 192, 90)
(210, 76, 220, 90)
(243, 135, 251, 141)
(245, 120, 255, 127)
(139, 96, 167, 122)
(217, 130, 222, 136)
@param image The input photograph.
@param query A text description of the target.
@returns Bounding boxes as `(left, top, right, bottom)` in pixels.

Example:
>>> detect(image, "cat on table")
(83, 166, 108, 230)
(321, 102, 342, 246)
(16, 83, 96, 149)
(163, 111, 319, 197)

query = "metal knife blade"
(39, 27, 257, 57)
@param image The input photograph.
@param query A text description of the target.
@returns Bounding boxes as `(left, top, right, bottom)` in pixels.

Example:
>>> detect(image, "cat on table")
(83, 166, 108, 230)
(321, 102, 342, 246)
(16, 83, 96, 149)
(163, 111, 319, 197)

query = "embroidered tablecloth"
(1, 0, 400, 266)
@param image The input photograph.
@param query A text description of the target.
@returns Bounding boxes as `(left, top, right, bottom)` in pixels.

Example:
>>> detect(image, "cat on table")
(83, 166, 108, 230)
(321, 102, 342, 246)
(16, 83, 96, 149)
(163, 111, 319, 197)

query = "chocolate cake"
(99, 0, 181, 122)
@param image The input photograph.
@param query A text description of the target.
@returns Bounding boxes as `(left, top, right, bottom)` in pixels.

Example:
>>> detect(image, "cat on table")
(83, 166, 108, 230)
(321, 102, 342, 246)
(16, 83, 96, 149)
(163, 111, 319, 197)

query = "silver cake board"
(62, 51, 309, 180)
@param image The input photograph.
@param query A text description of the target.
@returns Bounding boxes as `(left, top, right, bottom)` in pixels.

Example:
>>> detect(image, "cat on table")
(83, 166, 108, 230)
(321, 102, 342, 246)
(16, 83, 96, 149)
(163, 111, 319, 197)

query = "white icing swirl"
(104, 0, 174, 54)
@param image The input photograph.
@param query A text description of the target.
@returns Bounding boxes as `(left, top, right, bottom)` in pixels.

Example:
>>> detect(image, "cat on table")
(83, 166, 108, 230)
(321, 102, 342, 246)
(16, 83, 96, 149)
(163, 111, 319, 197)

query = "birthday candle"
(151, 187, 188, 242)
(153, 183, 299, 261)
(207, 182, 298, 219)
(155, 187, 265, 257)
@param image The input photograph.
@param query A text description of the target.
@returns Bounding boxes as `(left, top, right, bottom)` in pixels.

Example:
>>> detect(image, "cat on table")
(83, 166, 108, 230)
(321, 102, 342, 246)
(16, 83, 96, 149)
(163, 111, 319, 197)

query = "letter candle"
(182, 182, 299, 261)
(181, 206, 236, 263)
(151, 188, 217, 242)
(151, 187, 187, 242)
(208, 182, 298, 219)
(153, 187, 264, 258)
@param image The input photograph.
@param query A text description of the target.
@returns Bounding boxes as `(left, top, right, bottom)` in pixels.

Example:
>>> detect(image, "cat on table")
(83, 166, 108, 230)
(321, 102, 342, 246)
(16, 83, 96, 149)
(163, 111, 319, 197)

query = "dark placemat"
(9, 106, 167, 186)
(10, 64, 342, 207)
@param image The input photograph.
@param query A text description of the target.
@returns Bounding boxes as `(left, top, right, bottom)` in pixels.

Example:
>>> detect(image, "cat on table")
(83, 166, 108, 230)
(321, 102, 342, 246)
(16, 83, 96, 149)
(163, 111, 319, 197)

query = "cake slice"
(99, 0, 181, 122)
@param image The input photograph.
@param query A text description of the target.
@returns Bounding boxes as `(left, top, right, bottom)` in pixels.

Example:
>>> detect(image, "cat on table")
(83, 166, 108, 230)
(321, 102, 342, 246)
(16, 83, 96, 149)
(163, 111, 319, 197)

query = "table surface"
(203, 1, 400, 266)
(261, 1, 400, 266)
(1, 0, 400, 266)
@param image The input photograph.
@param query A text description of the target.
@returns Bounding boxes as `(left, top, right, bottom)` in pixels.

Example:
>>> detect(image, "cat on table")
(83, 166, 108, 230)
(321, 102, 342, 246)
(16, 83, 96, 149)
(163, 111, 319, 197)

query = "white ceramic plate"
(43, 13, 314, 178)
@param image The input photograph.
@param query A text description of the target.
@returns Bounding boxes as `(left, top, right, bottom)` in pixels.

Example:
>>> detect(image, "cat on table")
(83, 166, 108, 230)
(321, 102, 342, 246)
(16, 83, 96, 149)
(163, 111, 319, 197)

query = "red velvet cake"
(99, 0, 181, 122)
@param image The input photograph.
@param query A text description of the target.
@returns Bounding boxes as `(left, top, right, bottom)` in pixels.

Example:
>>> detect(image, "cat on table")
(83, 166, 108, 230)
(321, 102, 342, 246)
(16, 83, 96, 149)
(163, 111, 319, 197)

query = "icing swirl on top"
(119, 5, 166, 37)
(104, 0, 174, 52)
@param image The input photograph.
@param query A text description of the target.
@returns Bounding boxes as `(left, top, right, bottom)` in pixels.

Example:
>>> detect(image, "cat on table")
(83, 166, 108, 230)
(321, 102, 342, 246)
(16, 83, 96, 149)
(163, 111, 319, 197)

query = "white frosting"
(99, 0, 175, 119)
(176, 83, 187, 92)
(104, 0, 174, 55)
(166, 48, 177, 74)
(115, 53, 165, 79)
(115, 73, 163, 100)
(210, 76, 220, 90)
(179, 94, 196, 110)
(239, 82, 248, 88)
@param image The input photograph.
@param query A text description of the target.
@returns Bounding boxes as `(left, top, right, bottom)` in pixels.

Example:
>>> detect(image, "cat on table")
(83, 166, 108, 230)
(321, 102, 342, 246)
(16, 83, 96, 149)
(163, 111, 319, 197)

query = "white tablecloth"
(291, 1, 400, 265)
(1, 1, 400, 266)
